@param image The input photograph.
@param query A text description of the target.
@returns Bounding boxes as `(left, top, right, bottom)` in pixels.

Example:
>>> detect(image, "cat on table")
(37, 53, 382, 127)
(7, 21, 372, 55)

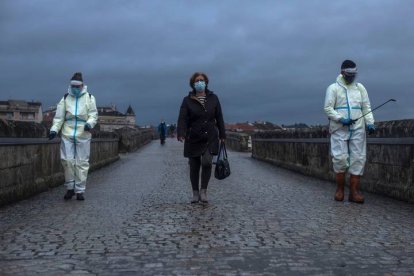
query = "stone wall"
(0, 138, 119, 206)
(115, 127, 156, 153)
(251, 120, 414, 203)
(0, 121, 153, 206)
(226, 131, 251, 152)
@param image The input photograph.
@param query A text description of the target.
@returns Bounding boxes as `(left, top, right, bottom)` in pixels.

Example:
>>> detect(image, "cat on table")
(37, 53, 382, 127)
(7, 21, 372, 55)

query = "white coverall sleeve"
(50, 98, 66, 133)
(358, 84, 374, 126)
(86, 95, 98, 128)
(324, 85, 342, 122)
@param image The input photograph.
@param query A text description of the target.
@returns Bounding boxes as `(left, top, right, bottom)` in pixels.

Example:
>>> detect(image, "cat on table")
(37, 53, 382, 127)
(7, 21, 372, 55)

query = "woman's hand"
(220, 138, 226, 143)
(178, 136, 185, 142)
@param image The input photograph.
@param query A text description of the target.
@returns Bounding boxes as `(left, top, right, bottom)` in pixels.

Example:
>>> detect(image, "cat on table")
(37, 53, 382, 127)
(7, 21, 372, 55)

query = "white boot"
(200, 189, 208, 203)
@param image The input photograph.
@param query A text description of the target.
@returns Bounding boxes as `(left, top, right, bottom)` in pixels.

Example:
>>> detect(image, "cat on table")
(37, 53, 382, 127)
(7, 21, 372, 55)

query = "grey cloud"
(1, 0, 413, 126)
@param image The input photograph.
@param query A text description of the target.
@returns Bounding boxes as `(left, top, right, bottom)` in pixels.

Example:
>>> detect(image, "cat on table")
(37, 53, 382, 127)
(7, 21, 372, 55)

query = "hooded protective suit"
(324, 75, 374, 175)
(51, 85, 98, 193)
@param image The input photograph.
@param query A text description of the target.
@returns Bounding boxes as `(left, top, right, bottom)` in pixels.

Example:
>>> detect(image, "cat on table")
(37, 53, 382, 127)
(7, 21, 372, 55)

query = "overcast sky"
(1, 0, 413, 126)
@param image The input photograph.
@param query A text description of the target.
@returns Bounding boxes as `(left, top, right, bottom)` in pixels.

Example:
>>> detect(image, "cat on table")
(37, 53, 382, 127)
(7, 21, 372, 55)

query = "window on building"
(21, 112, 35, 120)
(0, 112, 13, 120)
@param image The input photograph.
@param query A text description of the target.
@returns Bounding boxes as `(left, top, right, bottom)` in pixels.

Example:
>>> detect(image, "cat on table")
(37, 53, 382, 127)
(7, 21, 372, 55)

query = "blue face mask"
(194, 81, 206, 92)
(71, 87, 81, 96)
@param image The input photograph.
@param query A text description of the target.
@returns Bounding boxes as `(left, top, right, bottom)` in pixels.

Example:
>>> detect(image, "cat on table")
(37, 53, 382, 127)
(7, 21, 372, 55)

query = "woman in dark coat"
(177, 72, 226, 203)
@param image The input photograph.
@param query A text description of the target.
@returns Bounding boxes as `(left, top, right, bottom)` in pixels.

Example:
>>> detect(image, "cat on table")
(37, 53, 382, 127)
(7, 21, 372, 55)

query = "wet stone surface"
(1, 139, 414, 275)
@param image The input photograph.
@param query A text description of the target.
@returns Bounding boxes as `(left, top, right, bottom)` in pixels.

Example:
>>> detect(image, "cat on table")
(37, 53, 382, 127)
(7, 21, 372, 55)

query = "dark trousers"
(189, 151, 213, 191)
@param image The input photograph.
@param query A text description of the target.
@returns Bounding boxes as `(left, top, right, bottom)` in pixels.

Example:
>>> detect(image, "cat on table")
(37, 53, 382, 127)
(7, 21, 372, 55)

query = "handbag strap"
(217, 142, 223, 161)
(217, 142, 223, 160)
(218, 141, 228, 160)
(223, 142, 228, 160)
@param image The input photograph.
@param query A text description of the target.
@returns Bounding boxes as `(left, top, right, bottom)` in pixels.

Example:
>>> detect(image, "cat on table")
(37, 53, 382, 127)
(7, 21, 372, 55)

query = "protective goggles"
(342, 68, 358, 74)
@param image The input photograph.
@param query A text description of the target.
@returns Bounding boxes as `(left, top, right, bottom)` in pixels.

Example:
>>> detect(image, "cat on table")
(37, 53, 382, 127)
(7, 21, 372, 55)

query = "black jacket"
(177, 90, 226, 158)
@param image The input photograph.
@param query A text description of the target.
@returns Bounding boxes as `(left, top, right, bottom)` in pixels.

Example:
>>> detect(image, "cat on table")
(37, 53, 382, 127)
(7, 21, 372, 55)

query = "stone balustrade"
(251, 120, 414, 203)
(225, 131, 251, 152)
(0, 121, 154, 206)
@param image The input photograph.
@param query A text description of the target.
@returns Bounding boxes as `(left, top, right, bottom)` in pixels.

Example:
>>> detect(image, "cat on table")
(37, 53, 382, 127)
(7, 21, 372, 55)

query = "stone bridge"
(1, 139, 413, 275)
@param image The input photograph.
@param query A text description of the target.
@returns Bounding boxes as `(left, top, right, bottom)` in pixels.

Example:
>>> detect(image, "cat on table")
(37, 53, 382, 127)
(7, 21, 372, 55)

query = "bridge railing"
(0, 137, 119, 206)
(251, 120, 414, 203)
(225, 132, 251, 152)
(0, 120, 156, 206)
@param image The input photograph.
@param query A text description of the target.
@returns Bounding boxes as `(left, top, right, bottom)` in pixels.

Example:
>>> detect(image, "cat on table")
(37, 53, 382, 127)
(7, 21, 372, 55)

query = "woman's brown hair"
(189, 72, 209, 90)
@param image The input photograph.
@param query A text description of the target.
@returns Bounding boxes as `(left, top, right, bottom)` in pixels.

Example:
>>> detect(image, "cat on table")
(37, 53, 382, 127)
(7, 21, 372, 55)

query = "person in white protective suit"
(324, 60, 375, 204)
(49, 72, 98, 201)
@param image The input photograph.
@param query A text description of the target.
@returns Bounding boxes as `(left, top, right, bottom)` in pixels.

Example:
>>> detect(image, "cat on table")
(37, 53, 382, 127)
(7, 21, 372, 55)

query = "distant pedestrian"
(177, 72, 226, 203)
(158, 120, 167, 145)
(169, 124, 176, 137)
(324, 60, 375, 204)
(49, 72, 98, 201)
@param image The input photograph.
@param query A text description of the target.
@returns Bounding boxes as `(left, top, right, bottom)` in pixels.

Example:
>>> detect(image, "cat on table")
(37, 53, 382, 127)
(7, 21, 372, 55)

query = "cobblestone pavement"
(1, 139, 414, 275)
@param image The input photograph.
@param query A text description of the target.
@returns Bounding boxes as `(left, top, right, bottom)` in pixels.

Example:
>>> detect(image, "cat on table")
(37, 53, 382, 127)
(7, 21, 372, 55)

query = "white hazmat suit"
(324, 75, 374, 175)
(51, 86, 98, 193)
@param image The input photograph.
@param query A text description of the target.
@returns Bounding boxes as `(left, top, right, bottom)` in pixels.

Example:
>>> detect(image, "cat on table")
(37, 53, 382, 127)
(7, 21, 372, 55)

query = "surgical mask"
(194, 81, 206, 92)
(71, 87, 81, 96)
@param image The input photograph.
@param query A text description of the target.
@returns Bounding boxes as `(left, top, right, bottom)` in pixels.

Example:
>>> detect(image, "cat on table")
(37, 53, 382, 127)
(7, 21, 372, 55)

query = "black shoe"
(76, 193, 85, 201)
(64, 189, 75, 200)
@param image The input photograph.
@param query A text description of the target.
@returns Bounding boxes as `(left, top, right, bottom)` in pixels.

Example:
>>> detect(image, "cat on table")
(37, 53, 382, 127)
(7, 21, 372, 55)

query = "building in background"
(98, 104, 136, 132)
(0, 100, 43, 123)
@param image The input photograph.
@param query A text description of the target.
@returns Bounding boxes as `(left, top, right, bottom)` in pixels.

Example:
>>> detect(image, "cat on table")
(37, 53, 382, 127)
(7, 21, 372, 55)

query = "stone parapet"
(115, 127, 155, 153)
(252, 120, 414, 203)
(226, 131, 251, 152)
(0, 138, 119, 206)
(0, 122, 154, 206)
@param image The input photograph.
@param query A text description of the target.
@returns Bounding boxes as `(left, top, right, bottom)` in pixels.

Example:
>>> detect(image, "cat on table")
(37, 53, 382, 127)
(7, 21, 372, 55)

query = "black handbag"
(214, 142, 231, 180)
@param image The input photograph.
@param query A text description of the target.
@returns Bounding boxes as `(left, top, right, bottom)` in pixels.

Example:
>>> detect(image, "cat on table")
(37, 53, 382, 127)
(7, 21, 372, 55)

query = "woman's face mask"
(194, 80, 206, 92)
(71, 86, 82, 96)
